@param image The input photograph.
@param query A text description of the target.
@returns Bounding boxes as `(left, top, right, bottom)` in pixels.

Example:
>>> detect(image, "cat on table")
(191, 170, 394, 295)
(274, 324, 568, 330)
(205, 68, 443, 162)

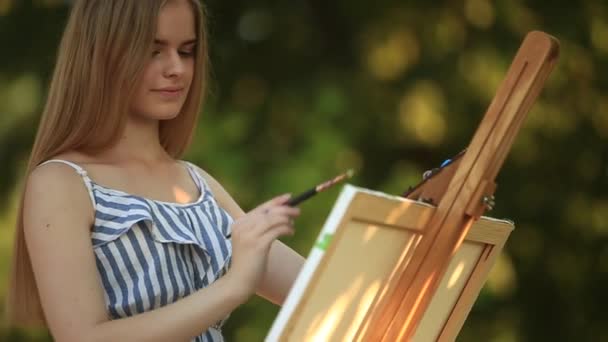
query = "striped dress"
(41, 159, 233, 342)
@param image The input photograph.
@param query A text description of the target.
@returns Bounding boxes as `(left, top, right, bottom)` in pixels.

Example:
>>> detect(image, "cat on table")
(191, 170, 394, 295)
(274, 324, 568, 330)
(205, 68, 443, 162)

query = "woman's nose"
(163, 51, 185, 78)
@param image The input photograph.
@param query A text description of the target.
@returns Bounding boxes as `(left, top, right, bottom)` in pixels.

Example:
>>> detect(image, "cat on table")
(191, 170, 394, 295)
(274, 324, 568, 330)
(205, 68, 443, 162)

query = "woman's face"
(130, 0, 196, 122)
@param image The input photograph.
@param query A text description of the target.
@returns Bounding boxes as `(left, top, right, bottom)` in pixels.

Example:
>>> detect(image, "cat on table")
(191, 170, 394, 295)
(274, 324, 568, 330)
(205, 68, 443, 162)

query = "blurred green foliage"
(1, 0, 607, 341)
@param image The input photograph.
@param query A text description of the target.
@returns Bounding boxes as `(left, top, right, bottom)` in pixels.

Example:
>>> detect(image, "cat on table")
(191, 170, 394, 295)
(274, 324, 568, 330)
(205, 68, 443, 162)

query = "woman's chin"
(156, 111, 181, 121)
(154, 103, 186, 120)
(131, 111, 181, 122)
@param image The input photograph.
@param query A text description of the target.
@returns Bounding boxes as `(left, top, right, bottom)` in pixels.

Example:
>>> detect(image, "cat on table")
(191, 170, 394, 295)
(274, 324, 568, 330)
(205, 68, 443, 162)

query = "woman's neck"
(96, 116, 173, 165)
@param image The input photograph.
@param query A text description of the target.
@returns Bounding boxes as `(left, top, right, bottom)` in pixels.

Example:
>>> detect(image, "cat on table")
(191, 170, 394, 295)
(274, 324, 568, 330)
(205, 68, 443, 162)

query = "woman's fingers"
(253, 211, 296, 235)
(263, 205, 300, 218)
(251, 193, 292, 215)
(260, 223, 295, 247)
(231, 194, 300, 241)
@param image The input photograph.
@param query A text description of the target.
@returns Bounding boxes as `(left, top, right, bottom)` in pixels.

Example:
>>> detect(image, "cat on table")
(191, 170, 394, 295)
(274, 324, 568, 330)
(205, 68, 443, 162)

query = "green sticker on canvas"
(315, 233, 333, 251)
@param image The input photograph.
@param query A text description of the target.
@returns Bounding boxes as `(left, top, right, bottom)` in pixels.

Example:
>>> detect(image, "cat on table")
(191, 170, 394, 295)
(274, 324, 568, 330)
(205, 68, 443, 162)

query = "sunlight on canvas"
(386, 201, 413, 225)
(305, 277, 364, 340)
(344, 281, 382, 341)
(447, 261, 466, 289)
(362, 225, 379, 242)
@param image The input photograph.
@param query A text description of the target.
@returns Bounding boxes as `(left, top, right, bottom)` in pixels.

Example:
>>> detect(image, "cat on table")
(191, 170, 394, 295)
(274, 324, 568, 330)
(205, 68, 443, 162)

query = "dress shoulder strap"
(38, 159, 96, 207)
(181, 161, 213, 195)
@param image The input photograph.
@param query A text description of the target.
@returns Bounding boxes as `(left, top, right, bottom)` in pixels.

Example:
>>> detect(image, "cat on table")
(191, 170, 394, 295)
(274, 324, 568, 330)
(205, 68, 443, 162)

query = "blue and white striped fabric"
(41, 159, 233, 342)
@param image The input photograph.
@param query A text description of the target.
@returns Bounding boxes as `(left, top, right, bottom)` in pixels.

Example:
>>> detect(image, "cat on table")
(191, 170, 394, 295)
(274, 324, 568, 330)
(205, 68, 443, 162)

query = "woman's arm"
(24, 164, 249, 342)
(194, 166, 305, 305)
(258, 238, 306, 305)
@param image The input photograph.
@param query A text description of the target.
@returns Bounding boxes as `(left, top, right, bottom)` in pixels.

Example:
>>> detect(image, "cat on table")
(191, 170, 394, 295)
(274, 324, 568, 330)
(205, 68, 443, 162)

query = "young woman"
(7, 1, 304, 341)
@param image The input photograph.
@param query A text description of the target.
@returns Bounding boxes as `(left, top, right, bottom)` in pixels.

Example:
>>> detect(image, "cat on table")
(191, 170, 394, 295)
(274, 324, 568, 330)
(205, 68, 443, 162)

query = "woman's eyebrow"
(154, 38, 197, 46)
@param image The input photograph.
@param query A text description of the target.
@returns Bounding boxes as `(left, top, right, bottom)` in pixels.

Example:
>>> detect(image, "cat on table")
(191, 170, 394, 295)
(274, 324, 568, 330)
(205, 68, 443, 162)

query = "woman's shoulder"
(32, 151, 87, 180)
(27, 151, 95, 216)
(30, 152, 87, 186)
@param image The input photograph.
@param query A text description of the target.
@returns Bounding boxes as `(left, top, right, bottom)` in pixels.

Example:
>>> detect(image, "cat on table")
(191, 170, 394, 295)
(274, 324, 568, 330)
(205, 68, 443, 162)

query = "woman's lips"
(151, 88, 184, 100)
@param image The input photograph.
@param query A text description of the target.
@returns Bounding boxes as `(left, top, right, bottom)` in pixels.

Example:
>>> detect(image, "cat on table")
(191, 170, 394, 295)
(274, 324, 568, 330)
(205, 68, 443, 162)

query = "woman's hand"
(225, 193, 301, 302)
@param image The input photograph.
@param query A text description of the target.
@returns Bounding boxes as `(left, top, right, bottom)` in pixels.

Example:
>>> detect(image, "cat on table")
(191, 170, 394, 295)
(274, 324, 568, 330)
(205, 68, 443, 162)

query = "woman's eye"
(178, 50, 194, 57)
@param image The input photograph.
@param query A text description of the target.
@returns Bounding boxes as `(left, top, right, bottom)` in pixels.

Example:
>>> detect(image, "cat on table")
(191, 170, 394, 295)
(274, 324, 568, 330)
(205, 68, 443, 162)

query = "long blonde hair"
(7, 0, 209, 326)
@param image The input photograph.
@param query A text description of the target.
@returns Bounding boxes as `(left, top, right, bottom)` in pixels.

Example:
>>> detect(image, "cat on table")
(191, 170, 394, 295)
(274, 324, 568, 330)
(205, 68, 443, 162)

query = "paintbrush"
(286, 169, 355, 207)
(225, 169, 355, 239)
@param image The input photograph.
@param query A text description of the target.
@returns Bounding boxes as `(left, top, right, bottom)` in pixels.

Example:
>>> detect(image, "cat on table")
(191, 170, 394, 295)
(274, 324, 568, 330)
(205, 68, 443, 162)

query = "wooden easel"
(266, 31, 559, 342)
(358, 30, 560, 341)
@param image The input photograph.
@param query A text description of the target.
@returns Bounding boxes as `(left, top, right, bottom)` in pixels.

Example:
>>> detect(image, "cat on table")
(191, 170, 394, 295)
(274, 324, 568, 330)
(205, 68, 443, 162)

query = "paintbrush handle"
(286, 188, 316, 207)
